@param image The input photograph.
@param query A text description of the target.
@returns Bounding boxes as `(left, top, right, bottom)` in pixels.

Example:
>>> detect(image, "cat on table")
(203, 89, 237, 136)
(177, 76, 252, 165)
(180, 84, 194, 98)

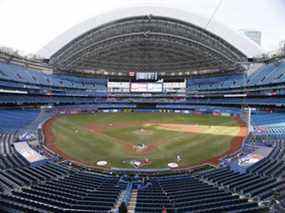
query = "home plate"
(168, 162, 178, 168)
(97, 161, 108, 166)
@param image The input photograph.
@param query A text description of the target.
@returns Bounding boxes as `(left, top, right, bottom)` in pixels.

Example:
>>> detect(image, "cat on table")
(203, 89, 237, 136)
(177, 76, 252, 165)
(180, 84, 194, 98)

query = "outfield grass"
(51, 112, 241, 168)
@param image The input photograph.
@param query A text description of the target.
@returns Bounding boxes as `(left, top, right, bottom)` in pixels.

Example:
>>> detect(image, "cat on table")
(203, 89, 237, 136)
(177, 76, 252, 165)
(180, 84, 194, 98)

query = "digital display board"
(131, 83, 162, 92)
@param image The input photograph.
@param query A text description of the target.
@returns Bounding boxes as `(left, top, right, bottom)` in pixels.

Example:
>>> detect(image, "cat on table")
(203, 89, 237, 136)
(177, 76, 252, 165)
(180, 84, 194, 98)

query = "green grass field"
(51, 112, 241, 169)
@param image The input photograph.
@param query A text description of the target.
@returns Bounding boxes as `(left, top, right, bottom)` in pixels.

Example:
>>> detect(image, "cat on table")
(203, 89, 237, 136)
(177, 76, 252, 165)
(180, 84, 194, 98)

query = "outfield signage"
(224, 94, 247, 97)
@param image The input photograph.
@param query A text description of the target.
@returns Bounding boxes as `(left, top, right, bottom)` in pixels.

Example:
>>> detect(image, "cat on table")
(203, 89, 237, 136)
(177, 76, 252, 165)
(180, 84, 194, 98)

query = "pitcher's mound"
(133, 128, 154, 136)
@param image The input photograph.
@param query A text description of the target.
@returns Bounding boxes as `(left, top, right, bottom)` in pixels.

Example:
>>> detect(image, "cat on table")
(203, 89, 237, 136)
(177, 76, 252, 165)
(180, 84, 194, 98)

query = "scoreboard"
(135, 72, 158, 81)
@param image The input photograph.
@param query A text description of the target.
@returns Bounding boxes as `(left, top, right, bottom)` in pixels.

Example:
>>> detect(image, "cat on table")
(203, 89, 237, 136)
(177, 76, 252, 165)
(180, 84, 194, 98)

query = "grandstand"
(0, 5, 284, 213)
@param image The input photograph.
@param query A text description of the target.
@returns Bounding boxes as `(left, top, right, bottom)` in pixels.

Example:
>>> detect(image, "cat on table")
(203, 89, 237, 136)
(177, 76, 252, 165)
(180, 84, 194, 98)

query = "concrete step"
(128, 189, 138, 211)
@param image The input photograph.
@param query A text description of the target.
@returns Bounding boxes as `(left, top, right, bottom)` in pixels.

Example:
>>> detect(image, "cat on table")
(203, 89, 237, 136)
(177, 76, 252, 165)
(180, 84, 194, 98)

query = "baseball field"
(44, 112, 247, 169)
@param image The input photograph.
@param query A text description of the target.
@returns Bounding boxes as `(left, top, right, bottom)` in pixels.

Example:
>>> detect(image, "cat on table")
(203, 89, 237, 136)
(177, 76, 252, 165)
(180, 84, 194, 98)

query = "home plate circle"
(168, 162, 178, 168)
(97, 161, 108, 166)
(133, 160, 141, 167)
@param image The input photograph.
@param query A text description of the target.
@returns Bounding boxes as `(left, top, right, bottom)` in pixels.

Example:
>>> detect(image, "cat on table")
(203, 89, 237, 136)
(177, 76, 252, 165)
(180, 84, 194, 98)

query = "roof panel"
(38, 6, 263, 58)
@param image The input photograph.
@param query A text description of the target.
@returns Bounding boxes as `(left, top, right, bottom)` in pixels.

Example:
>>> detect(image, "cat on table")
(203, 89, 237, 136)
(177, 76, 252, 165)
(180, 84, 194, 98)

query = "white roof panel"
(38, 6, 264, 58)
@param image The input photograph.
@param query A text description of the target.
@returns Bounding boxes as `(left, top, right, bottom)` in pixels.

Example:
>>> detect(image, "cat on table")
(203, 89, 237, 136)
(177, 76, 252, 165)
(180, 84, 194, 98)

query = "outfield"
(45, 112, 246, 169)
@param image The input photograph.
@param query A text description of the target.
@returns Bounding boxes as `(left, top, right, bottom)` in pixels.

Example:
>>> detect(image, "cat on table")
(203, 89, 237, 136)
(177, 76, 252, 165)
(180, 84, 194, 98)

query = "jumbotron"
(0, 6, 284, 213)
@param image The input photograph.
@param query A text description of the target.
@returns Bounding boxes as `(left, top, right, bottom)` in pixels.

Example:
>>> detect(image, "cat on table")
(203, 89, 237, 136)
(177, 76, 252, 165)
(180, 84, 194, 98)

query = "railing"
(122, 182, 133, 207)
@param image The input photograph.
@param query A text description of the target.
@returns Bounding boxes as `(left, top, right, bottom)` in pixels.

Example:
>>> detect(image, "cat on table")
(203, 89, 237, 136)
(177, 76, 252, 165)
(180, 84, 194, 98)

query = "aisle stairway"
(128, 189, 138, 213)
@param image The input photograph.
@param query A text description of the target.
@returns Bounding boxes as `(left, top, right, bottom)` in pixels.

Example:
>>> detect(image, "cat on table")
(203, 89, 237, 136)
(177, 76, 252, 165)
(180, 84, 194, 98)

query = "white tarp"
(14, 142, 47, 163)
